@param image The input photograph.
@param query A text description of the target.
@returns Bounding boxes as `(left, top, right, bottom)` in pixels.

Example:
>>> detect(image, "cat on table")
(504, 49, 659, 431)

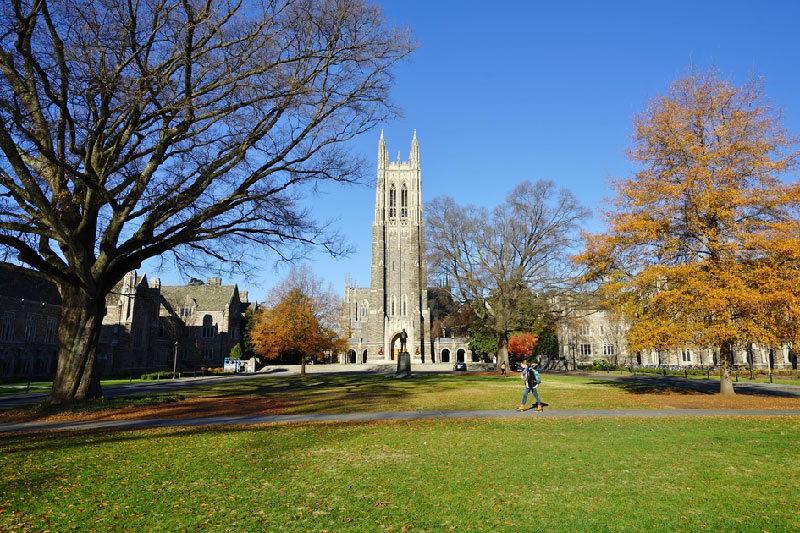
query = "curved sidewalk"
(1, 408, 798, 434)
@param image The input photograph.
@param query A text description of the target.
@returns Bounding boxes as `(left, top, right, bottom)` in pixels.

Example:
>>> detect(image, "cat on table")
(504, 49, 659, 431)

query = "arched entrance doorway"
(456, 349, 465, 363)
(347, 350, 356, 364)
(441, 349, 450, 363)
(389, 331, 407, 361)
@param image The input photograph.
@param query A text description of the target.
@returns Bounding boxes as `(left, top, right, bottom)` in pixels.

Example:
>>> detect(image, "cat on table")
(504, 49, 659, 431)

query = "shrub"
(140, 371, 174, 380)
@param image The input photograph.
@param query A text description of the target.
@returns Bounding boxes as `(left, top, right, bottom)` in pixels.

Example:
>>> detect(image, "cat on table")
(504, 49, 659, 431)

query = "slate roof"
(159, 284, 237, 312)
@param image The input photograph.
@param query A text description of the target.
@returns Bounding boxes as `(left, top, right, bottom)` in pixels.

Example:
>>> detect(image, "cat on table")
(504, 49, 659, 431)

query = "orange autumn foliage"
(250, 267, 346, 369)
(578, 68, 800, 395)
(508, 332, 539, 359)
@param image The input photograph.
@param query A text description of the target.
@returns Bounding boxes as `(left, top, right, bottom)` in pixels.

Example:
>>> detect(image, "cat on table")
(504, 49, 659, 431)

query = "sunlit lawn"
(4, 373, 800, 422)
(162, 372, 800, 413)
(594, 368, 800, 386)
(0, 377, 199, 396)
(0, 416, 797, 531)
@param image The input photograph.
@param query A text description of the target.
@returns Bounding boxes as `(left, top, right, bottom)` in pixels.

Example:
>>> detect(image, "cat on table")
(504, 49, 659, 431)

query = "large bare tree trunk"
(495, 332, 509, 372)
(49, 284, 105, 404)
(718, 342, 736, 396)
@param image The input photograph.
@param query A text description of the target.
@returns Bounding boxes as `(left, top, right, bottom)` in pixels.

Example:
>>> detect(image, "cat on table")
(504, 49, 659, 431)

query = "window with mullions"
(580, 343, 592, 356)
(388, 186, 396, 218)
(0, 313, 14, 341)
(603, 344, 615, 356)
(201, 315, 215, 338)
(400, 186, 408, 217)
(46, 319, 57, 344)
(25, 315, 36, 342)
(681, 349, 691, 362)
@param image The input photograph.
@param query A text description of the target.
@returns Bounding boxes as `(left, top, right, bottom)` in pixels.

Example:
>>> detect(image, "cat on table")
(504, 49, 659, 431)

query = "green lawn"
(0, 375, 221, 396)
(3, 372, 799, 424)
(593, 368, 800, 386)
(0, 417, 797, 531)
(140, 372, 794, 412)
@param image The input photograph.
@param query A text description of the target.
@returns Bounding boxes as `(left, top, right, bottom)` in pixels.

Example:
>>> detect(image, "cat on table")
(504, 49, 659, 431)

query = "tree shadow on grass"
(586, 376, 800, 398)
(586, 379, 714, 396)
(2, 374, 481, 422)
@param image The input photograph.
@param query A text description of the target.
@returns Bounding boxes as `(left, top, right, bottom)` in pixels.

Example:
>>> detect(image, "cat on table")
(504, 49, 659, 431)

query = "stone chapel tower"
(359, 131, 430, 362)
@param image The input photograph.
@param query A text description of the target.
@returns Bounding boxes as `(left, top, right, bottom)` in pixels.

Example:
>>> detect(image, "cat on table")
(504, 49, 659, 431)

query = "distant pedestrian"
(501, 361, 507, 376)
(517, 360, 543, 412)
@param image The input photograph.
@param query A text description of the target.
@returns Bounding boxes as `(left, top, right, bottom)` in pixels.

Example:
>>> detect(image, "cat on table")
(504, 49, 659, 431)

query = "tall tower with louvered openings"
(342, 131, 431, 363)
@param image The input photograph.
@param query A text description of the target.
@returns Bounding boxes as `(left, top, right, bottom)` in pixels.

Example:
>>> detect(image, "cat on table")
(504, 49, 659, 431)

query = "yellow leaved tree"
(579, 68, 800, 395)
(251, 267, 345, 376)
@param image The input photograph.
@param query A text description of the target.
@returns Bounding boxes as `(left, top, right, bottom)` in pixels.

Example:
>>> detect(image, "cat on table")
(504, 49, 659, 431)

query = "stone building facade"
(99, 272, 249, 373)
(341, 132, 470, 364)
(0, 270, 61, 379)
(556, 305, 798, 370)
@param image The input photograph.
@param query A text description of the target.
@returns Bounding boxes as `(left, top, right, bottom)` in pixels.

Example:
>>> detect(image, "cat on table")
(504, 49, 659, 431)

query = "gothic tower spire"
(409, 129, 419, 167)
(378, 129, 388, 168)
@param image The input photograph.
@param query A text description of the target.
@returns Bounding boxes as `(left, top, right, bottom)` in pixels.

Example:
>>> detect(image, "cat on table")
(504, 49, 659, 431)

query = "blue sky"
(144, 0, 800, 301)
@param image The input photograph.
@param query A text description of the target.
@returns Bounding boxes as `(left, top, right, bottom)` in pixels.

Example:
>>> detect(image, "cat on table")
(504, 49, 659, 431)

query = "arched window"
(202, 315, 215, 338)
(400, 185, 408, 217)
(389, 185, 396, 218)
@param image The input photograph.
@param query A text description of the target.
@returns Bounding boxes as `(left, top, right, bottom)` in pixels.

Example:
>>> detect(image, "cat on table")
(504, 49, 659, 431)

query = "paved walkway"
(1, 408, 798, 434)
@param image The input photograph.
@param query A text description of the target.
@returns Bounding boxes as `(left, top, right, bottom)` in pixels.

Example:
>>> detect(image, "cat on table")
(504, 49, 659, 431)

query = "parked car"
(454, 361, 467, 371)
(509, 362, 522, 372)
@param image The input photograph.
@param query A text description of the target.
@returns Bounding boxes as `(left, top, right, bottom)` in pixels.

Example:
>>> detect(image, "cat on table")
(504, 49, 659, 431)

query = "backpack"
(526, 368, 540, 388)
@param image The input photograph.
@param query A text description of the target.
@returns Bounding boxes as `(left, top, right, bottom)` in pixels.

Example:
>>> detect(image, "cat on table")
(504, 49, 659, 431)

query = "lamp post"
(568, 342, 575, 371)
(172, 341, 178, 380)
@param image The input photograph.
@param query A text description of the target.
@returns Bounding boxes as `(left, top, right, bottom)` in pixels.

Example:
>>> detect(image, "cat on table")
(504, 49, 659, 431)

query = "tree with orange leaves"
(508, 332, 539, 361)
(251, 267, 346, 376)
(579, 68, 800, 395)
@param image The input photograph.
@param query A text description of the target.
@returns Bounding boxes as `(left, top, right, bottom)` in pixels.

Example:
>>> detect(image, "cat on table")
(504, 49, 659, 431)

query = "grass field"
(0, 375, 226, 396)
(1, 416, 798, 531)
(1, 374, 799, 531)
(3, 373, 800, 424)
(592, 368, 800, 386)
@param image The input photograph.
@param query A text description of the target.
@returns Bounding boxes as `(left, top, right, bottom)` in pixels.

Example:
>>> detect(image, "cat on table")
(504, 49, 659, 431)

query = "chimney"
(207, 277, 222, 286)
(149, 277, 161, 289)
(239, 290, 248, 302)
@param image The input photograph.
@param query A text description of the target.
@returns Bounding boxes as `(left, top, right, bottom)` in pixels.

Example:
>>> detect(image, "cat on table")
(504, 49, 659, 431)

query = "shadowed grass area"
(0, 417, 797, 531)
(13, 394, 185, 419)
(130, 373, 710, 413)
(3, 373, 799, 422)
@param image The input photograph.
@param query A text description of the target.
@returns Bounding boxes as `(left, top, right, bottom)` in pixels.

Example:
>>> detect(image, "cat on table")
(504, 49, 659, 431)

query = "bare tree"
(426, 180, 589, 371)
(0, 0, 415, 402)
(253, 265, 343, 375)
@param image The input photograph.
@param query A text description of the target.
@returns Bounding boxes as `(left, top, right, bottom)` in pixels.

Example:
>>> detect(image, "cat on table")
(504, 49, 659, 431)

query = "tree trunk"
(300, 357, 307, 377)
(495, 332, 509, 372)
(718, 341, 736, 396)
(48, 283, 106, 404)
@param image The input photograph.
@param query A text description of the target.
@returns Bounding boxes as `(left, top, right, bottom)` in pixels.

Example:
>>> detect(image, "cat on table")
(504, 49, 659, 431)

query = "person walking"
(517, 360, 543, 412)
(500, 361, 507, 376)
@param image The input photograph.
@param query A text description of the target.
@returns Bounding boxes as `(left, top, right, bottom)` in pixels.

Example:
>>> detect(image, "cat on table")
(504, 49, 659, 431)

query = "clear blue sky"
(144, 0, 800, 302)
